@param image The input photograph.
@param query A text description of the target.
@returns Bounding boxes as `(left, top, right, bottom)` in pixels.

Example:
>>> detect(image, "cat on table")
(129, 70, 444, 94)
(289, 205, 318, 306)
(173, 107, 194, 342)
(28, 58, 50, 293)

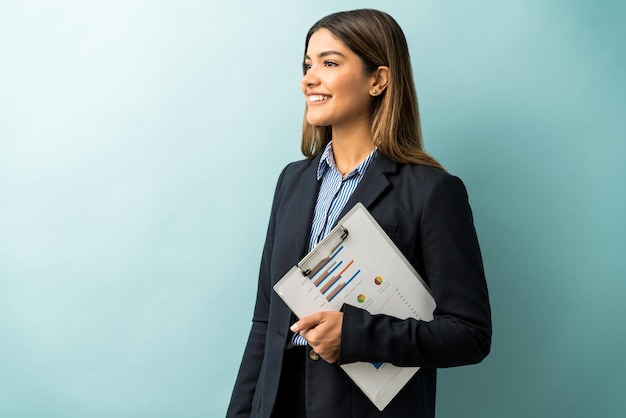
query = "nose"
(302, 67, 320, 88)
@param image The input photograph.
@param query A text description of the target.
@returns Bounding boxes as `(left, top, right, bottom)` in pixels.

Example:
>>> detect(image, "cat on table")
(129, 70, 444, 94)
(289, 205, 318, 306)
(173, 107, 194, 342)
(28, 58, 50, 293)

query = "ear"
(370, 66, 390, 96)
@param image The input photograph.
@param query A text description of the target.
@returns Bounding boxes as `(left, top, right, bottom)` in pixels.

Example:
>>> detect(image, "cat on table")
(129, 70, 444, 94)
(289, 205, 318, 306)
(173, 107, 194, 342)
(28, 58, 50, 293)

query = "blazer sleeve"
(339, 174, 492, 368)
(226, 167, 288, 417)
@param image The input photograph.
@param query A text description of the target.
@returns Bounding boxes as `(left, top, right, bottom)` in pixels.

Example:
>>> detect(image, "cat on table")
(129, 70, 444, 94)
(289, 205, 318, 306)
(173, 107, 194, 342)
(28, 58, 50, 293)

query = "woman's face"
(302, 28, 375, 131)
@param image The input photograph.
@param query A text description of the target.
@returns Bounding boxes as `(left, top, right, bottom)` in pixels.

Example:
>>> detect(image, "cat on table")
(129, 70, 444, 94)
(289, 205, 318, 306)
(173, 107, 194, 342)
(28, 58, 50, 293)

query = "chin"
(307, 119, 328, 127)
(306, 115, 332, 127)
(306, 110, 330, 127)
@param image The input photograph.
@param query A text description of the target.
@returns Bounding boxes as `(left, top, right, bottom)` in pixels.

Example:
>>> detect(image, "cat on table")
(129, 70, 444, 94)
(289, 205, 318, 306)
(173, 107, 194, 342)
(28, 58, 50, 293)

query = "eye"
(303, 62, 312, 72)
(324, 60, 338, 67)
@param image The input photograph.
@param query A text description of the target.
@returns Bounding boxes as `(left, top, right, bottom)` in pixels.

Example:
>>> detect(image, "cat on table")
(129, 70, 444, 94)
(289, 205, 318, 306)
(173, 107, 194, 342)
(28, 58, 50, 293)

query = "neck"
(331, 122, 375, 176)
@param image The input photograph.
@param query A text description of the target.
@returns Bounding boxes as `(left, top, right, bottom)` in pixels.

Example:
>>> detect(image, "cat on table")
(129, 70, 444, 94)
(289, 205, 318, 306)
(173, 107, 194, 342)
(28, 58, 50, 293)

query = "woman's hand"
(291, 311, 343, 363)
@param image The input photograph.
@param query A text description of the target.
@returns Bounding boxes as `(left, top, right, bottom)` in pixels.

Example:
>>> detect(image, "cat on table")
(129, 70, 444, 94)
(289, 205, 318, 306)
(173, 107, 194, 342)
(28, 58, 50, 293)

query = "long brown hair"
(301, 9, 443, 170)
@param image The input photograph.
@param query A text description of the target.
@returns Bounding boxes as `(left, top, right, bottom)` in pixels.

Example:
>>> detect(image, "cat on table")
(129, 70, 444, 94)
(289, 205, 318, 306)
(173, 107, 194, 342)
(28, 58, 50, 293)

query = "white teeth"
(309, 95, 330, 102)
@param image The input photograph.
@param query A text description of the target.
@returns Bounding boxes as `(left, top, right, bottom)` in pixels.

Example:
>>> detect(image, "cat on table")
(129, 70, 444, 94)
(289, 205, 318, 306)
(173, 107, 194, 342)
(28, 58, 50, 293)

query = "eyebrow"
(304, 50, 347, 60)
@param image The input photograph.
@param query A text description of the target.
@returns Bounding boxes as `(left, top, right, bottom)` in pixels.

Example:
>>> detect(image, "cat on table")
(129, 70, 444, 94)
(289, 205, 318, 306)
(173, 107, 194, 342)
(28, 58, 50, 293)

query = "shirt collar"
(316, 141, 377, 181)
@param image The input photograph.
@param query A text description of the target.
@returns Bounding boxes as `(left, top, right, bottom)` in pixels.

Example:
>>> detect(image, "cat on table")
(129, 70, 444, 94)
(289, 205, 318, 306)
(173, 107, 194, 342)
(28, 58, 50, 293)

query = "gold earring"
(372, 89, 378, 95)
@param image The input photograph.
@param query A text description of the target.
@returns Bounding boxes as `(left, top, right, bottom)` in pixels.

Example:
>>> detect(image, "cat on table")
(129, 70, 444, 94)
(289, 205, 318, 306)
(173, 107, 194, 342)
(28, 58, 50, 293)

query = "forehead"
(305, 28, 351, 57)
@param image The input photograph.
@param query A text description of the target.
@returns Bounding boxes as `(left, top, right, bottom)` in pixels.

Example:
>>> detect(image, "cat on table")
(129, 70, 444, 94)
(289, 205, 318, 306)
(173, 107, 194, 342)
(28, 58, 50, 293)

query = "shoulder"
(401, 165, 474, 222)
(274, 156, 319, 187)
(280, 158, 316, 177)
(275, 158, 311, 181)
(268, 156, 318, 202)
(386, 159, 468, 198)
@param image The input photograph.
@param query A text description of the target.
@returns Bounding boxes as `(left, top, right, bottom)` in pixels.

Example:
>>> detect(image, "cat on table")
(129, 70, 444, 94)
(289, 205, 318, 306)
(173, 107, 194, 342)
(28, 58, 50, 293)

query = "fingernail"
(290, 323, 298, 332)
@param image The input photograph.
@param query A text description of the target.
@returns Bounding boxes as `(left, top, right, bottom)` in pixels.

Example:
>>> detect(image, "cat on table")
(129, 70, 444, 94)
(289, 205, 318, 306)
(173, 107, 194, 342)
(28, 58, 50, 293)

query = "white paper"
(273, 203, 436, 410)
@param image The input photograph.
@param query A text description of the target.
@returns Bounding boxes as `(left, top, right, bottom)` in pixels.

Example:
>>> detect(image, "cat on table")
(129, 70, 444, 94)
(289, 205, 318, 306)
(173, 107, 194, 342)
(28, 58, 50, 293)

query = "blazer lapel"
(335, 152, 398, 223)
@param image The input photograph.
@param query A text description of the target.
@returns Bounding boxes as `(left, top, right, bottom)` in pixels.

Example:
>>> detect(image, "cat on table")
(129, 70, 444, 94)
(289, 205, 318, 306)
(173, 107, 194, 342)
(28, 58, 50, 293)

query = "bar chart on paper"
(308, 245, 359, 302)
(294, 243, 430, 323)
(274, 206, 435, 326)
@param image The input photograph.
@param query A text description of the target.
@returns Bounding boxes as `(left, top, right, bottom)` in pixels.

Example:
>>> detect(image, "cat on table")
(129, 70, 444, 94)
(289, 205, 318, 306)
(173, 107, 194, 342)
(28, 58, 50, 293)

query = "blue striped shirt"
(308, 142, 377, 251)
(292, 141, 377, 347)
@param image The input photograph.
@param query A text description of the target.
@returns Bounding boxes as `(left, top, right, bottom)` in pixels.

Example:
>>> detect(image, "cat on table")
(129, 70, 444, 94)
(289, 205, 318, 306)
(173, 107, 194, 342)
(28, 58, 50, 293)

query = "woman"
(227, 9, 491, 418)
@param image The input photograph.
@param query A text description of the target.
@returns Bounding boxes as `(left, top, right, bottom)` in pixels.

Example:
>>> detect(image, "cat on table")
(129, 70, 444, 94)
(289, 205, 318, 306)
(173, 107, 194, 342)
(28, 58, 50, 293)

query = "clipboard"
(273, 202, 436, 410)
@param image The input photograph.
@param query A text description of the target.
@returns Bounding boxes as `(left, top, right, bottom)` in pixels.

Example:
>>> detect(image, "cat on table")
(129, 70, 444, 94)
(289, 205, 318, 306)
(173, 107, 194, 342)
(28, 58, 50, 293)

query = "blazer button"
(309, 350, 320, 361)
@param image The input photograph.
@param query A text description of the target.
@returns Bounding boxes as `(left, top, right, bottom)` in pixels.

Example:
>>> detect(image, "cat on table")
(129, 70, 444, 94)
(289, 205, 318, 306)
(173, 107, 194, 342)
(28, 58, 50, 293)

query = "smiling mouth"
(308, 95, 331, 102)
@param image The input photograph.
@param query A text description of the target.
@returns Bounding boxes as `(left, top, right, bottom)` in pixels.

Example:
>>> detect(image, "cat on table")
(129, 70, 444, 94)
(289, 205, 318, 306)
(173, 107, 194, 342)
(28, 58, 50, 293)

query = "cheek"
(340, 82, 371, 108)
(340, 75, 370, 98)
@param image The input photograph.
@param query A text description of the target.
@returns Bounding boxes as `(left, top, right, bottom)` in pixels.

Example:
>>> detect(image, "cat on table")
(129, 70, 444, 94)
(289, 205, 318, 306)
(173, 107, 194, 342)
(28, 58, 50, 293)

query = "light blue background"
(1, 1, 624, 417)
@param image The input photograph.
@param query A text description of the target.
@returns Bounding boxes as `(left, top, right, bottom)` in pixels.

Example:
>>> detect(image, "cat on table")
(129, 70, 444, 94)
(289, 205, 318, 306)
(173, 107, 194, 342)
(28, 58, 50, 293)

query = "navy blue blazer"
(227, 152, 491, 418)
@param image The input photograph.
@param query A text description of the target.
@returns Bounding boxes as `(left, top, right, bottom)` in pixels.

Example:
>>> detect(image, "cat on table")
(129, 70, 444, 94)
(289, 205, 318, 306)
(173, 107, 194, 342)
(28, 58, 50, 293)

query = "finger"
(290, 312, 322, 332)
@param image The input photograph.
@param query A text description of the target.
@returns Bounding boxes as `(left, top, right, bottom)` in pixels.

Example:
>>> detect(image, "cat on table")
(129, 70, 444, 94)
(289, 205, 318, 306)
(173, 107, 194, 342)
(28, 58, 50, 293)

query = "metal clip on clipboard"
(298, 225, 349, 276)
